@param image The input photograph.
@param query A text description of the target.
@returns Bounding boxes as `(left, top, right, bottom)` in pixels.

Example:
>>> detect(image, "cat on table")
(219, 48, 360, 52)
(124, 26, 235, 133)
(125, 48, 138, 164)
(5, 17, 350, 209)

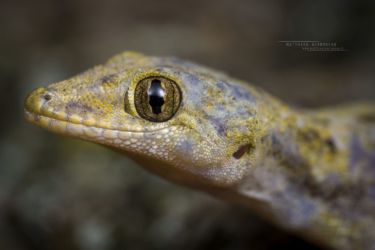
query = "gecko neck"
(236, 103, 374, 250)
(249, 107, 350, 207)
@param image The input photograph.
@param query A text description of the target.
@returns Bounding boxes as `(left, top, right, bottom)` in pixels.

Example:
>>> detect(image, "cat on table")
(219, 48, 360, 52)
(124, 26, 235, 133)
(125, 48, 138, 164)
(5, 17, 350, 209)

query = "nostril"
(43, 93, 52, 101)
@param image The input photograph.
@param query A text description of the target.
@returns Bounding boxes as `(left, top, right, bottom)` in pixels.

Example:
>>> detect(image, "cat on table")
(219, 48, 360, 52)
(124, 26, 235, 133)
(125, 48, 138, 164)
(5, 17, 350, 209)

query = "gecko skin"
(24, 52, 375, 250)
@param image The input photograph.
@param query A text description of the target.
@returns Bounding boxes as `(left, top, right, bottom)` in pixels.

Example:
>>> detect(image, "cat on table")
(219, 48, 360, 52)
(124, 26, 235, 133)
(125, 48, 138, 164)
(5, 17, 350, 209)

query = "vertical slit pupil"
(148, 79, 165, 114)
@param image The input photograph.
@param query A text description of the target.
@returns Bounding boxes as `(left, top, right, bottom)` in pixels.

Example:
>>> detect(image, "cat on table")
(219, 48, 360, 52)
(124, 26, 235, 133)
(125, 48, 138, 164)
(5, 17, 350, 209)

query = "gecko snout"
(24, 87, 55, 115)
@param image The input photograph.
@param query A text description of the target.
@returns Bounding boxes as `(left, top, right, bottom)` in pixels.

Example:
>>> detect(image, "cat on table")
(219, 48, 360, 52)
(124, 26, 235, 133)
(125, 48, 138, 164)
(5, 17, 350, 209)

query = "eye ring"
(134, 76, 182, 122)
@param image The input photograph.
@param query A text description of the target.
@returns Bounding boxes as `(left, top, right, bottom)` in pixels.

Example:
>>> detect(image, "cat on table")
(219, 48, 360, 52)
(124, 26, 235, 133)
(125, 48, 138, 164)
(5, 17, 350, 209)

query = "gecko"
(24, 51, 375, 250)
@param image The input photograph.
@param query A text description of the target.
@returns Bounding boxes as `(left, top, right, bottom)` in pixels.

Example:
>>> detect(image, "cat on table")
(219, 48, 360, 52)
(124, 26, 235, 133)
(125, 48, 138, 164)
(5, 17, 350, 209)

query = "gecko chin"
(24, 107, 184, 162)
(25, 107, 245, 187)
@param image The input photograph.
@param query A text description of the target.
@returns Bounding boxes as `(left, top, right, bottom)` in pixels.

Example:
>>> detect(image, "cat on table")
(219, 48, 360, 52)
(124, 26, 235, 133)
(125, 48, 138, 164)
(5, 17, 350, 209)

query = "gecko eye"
(134, 76, 182, 122)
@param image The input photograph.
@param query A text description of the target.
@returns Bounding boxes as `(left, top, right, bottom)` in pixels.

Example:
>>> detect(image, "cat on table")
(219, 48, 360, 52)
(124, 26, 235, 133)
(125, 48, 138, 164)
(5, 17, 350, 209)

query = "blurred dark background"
(0, 0, 374, 249)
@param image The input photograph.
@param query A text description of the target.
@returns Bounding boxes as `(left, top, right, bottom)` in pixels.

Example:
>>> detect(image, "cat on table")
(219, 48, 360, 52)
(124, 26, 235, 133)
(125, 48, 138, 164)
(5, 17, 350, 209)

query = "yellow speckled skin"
(24, 52, 375, 250)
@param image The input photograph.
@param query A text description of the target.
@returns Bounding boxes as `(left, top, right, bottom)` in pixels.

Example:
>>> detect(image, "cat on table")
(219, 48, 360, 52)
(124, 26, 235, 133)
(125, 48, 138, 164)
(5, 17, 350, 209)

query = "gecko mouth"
(24, 109, 177, 150)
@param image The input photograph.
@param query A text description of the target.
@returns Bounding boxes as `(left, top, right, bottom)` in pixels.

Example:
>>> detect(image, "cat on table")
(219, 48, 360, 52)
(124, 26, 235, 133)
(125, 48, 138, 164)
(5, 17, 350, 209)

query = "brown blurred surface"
(0, 0, 374, 249)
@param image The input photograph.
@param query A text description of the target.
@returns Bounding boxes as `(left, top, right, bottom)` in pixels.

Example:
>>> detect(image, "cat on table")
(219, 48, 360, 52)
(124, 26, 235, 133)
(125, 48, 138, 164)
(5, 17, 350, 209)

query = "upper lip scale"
(24, 109, 172, 134)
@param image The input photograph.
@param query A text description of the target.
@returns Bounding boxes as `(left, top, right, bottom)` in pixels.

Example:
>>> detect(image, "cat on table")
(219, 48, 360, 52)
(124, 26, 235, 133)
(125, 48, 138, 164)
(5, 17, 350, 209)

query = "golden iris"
(134, 77, 182, 122)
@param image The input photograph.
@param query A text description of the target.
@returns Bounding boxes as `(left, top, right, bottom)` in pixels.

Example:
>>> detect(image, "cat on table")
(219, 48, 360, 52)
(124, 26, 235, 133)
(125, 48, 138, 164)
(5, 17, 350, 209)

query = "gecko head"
(25, 51, 260, 187)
